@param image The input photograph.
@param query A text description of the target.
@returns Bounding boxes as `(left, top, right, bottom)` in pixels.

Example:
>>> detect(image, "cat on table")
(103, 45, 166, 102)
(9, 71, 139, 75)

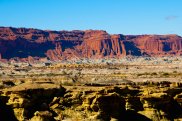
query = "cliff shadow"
(162, 42, 172, 51)
(123, 41, 142, 56)
(0, 38, 83, 59)
(100, 110, 152, 121)
(61, 40, 82, 51)
(0, 96, 18, 121)
(122, 110, 152, 121)
(0, 39, 56, 59)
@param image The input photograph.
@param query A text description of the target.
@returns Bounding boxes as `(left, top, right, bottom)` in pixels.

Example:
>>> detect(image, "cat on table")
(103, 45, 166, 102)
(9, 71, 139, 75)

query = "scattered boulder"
(30, 111, 54, 121)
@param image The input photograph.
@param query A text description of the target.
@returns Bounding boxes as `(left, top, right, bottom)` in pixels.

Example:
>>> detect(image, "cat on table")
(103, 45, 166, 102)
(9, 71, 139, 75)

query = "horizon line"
(0, 26, 181, 37)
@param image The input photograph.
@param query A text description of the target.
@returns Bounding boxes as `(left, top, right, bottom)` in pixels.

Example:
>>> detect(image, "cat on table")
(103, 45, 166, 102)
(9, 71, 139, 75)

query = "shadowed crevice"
(0, 96, 18, 121)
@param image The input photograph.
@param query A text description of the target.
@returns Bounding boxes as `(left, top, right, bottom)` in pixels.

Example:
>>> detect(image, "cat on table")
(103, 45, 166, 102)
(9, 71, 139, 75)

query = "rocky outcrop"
(0, 27, 182, 61)
(81, 31, 125, 58)
(1, 82, 66, 121)
(1, 83, 182, 121)
(131, 35, 182, 56)
(85, 93, 126, 120)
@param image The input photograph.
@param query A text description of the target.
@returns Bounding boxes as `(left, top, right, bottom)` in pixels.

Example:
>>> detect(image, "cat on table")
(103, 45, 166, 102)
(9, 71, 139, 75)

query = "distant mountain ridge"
(0, 27, 182, 61)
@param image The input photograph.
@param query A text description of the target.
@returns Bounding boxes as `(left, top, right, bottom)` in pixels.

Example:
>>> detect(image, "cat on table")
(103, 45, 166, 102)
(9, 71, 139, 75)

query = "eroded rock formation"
(0, 82, 182, 121)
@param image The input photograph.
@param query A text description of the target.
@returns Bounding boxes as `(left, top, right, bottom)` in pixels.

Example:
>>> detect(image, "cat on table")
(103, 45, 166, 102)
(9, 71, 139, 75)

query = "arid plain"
(0, 57, 182, 121)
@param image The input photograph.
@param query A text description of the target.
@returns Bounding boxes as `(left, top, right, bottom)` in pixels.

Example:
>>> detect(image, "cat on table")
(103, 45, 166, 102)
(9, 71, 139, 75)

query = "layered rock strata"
(0, 27, 182, 61)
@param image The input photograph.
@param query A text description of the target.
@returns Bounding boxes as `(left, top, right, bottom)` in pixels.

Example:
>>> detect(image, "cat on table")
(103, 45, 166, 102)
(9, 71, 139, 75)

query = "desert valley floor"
(0, 57, 182, 121)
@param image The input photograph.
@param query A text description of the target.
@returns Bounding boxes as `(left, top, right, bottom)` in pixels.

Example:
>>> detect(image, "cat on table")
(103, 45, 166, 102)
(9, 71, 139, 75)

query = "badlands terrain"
(0, 57, 182, 121)
(0, 27, 182, 121)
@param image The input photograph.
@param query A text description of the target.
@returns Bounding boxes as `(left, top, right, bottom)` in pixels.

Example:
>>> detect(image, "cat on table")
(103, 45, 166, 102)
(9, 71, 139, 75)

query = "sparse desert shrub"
(62, 82, 74, 86)
(3, 80, 15, 86)
(151, 72, 157, 76)
(163, 72, 169, 76)
(137, 72, 150, 77)
(173, 71, 177, 73)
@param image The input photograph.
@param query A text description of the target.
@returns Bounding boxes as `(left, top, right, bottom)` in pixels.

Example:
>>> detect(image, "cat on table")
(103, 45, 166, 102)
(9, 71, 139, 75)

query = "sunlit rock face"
(0, 27, 182, 61)
(0, 83, 182, 121)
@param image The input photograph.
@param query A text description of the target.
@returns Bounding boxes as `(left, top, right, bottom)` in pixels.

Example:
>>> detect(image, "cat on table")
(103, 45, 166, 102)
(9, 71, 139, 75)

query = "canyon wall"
(0, 27, 182, 61)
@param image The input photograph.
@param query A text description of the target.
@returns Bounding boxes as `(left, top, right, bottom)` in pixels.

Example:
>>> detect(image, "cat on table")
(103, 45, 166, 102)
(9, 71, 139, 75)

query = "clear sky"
(0, 0, 182, 36)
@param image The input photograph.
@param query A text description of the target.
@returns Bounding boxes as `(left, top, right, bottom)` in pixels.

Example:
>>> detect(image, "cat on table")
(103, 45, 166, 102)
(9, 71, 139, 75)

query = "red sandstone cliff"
(0, 27, 182, 61)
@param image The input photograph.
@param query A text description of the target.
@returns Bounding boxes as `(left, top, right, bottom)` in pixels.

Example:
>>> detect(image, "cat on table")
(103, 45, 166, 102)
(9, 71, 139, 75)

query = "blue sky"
(0, 0, 182, 36)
